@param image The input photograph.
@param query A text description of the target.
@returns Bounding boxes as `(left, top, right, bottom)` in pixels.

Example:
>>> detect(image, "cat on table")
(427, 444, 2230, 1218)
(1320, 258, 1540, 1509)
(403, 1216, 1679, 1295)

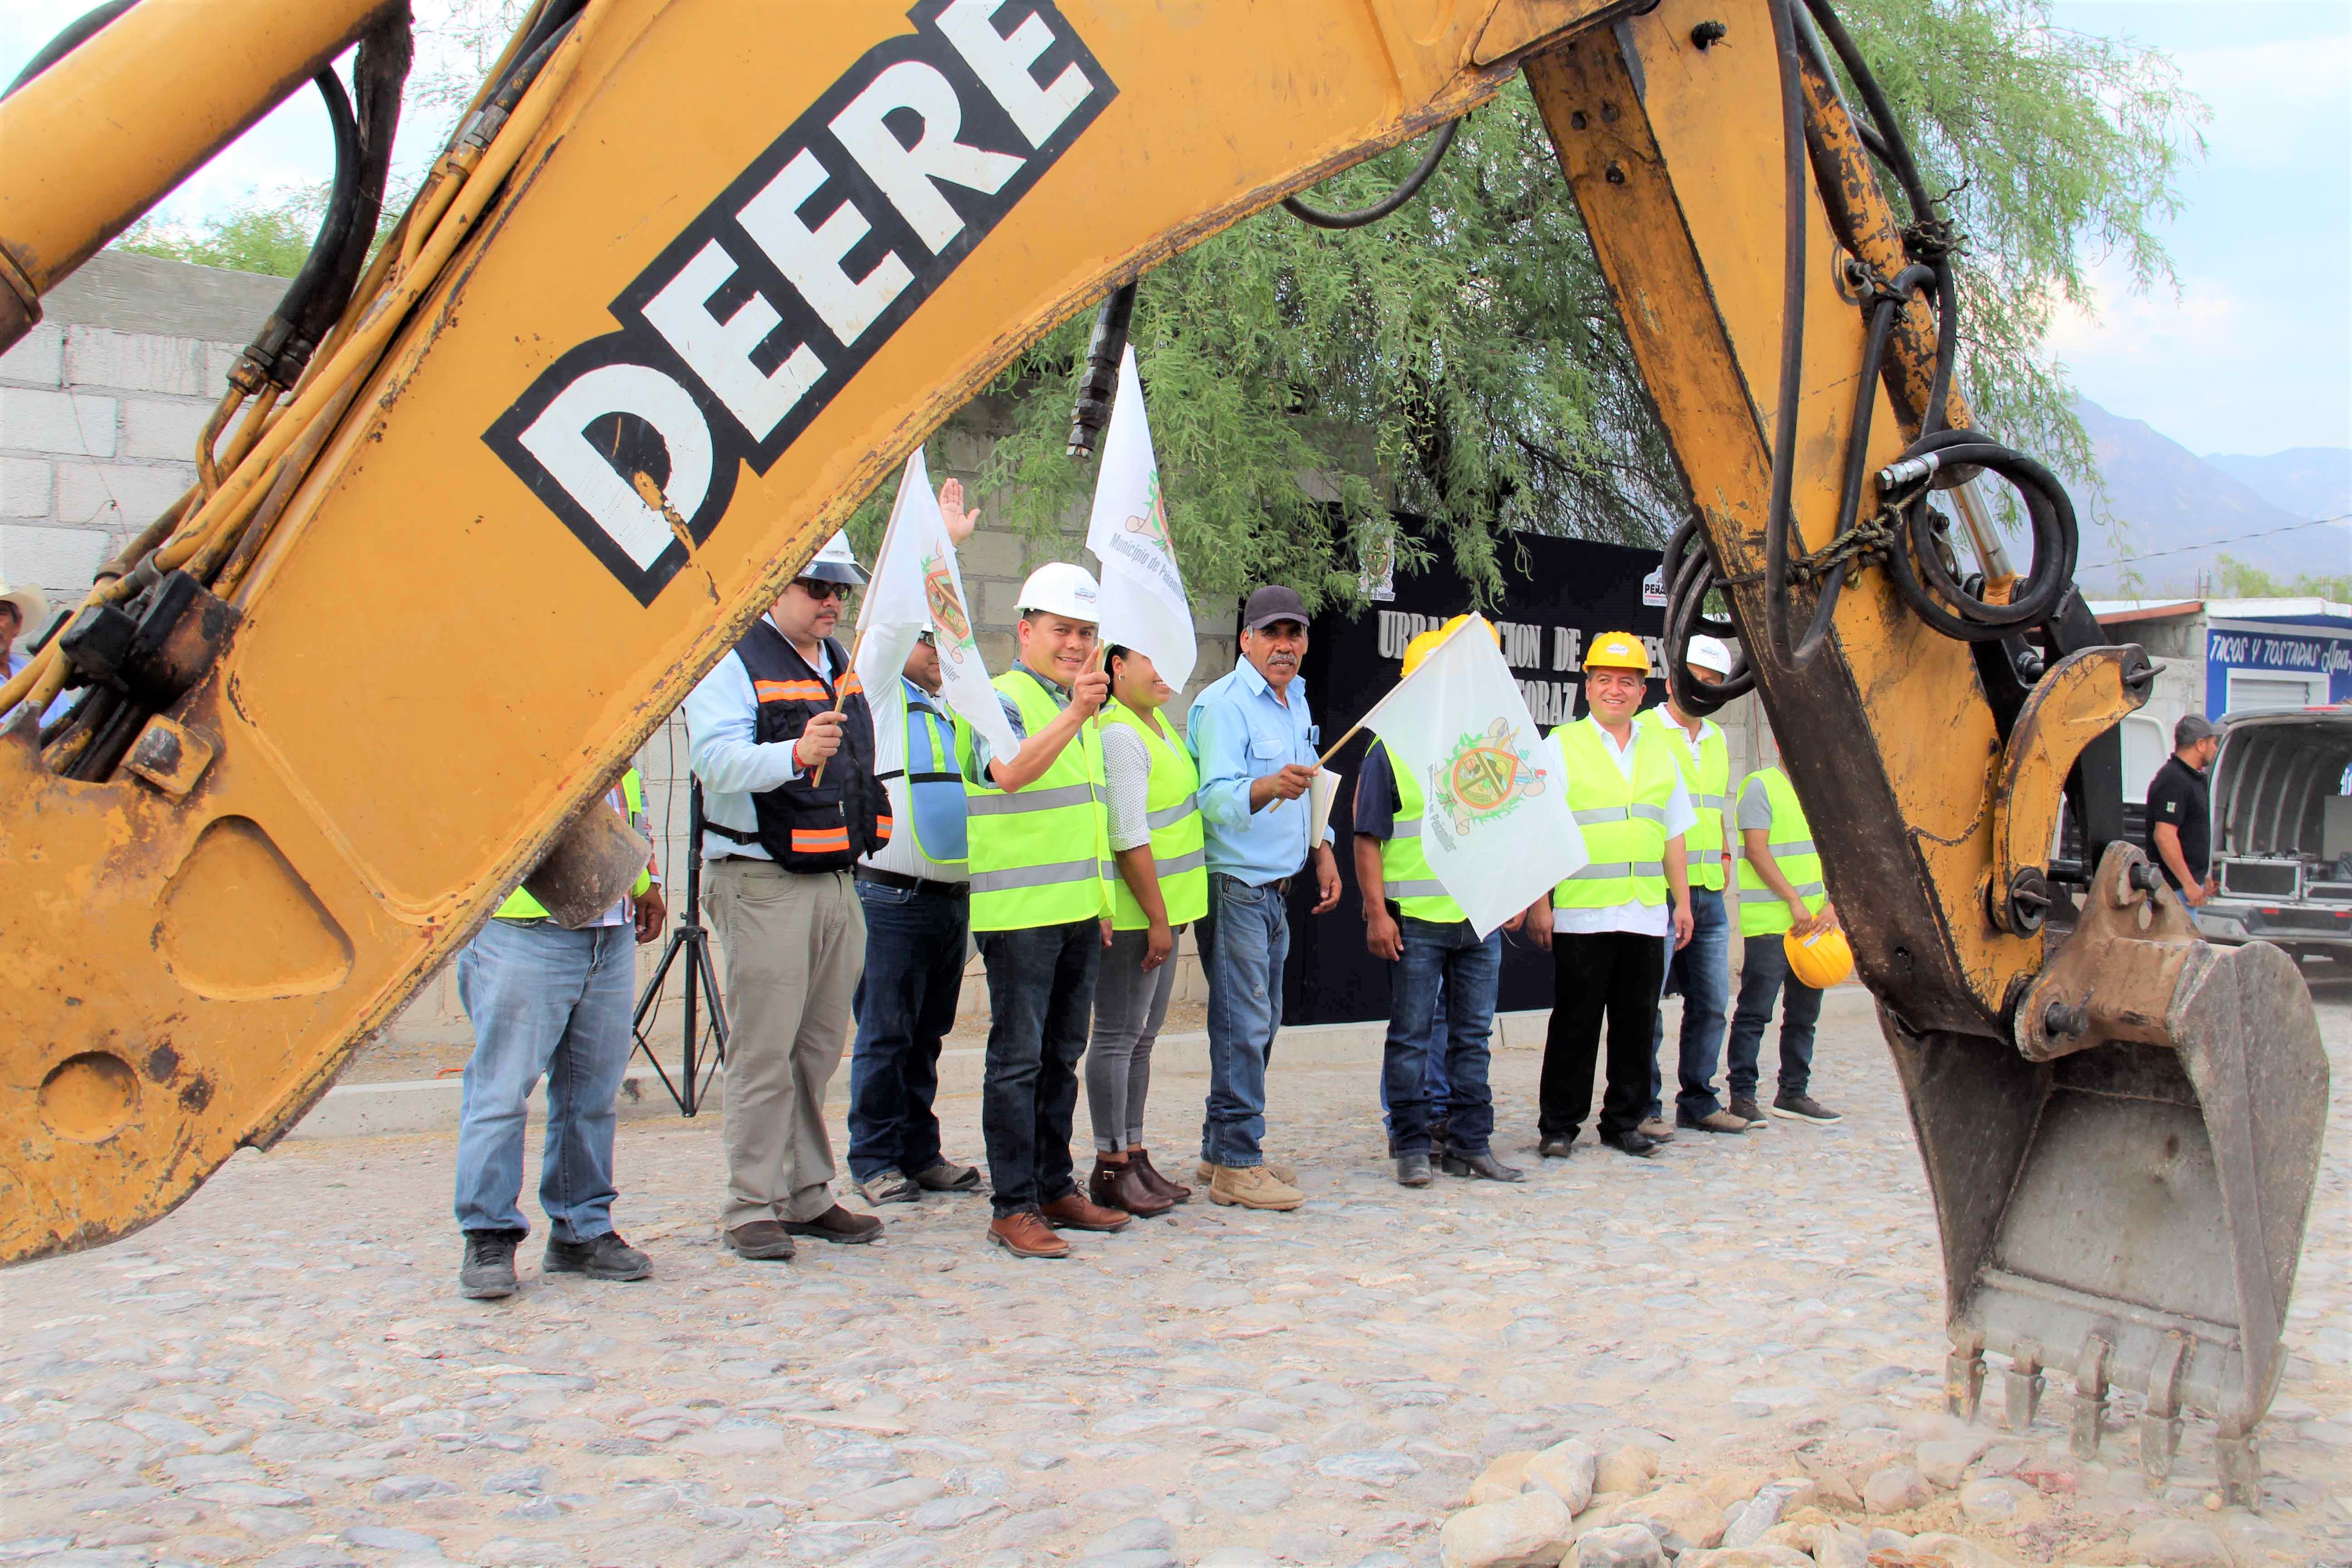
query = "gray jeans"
(1086, 925, 1179, 1154)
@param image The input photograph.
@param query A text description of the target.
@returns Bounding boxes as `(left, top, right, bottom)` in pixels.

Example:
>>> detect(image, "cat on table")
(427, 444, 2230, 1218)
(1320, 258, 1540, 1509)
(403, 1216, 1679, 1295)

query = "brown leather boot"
(1131, 1148, 1191, 1205)
(1088, 1157, 1174, 1218)
(1040, 1189, 1132, 1232)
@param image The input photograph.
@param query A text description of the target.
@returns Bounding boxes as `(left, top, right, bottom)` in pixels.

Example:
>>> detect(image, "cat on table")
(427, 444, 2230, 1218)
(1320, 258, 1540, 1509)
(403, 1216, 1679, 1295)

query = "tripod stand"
(632, 781, 727, 1115)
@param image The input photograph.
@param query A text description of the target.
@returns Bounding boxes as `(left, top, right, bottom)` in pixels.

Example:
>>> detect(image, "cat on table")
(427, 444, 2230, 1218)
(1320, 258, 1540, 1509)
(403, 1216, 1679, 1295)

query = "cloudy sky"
(0, 0, 2344, 462)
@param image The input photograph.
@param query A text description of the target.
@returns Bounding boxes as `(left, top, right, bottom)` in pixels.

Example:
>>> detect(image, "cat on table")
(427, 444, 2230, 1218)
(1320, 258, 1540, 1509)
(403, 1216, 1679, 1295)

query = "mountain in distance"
(2201, 448, 2351, 525)
(2067, 398, 2348, 598)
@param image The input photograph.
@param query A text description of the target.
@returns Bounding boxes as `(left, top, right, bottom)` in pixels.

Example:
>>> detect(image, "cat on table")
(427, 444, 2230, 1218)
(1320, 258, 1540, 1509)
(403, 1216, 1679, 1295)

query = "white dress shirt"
(1552, 714, 1696, 937)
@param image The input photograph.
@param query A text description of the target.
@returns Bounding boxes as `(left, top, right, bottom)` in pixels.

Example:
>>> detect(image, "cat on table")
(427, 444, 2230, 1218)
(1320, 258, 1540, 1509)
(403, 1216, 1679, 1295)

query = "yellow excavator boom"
(0, 0, 2322, 1501)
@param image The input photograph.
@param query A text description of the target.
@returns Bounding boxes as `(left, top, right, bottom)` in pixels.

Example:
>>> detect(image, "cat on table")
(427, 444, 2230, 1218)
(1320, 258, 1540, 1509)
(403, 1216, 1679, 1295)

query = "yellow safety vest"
(1553, 719, 1678, 910)
(1738, 765, 1827, 937)
(1372, 739, 1467, 925)
(962, 667, 1112, 932)
(496, 769, 652, 920)
(1099, 699, 1208, 930)
(1642, 706, 1730, 892)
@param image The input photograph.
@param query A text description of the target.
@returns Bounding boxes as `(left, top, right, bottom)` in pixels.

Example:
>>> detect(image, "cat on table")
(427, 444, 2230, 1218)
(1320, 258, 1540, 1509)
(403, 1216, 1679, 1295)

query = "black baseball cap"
(1243, 585, 1309, 631)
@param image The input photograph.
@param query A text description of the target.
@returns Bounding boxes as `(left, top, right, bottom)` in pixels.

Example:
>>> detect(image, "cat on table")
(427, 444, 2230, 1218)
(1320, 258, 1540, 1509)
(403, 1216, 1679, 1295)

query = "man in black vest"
(684, 533, 892, 1261)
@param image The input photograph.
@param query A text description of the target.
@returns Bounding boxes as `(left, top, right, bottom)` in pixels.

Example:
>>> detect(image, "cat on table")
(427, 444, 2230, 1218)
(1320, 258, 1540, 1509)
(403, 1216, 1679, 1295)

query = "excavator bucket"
(1884, 843, 2328, 1504)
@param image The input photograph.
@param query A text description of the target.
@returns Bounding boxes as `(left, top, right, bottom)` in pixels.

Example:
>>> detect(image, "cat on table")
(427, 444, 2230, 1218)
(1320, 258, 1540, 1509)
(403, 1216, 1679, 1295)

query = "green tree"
(118, 185, 333, 279)
(2214, 554, 2352, 604)
(977, 1, 2200, 610)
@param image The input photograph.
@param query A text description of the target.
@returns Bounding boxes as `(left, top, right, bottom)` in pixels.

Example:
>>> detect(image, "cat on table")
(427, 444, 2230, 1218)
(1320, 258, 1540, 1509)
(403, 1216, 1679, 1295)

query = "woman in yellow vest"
(1523, 633, 1695, 1160)
(1730, 759, 1844, 1124)
(1085, 645, 1209, 1216)
(1355, 619, 1524, 1188)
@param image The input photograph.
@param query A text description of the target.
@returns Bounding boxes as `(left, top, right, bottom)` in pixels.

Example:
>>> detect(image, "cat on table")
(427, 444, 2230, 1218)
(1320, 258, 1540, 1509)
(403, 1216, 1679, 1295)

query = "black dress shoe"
(1538, 1134, 1577, 1158)
(781, 1204, 884, 1244)
(1600, 1129, 1660, 1158)
(1442, 1150, 1525, 1182)
(1395, 1153, 1432, 1187)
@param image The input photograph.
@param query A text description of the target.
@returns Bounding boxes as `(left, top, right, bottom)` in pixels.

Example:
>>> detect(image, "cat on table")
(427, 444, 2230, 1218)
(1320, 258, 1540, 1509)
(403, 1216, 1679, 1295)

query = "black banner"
(1279, 533, 1671, 1027)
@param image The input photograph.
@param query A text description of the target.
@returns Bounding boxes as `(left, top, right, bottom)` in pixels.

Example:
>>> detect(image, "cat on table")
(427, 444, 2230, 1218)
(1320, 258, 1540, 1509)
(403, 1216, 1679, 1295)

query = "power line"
(2082, 511, 2352, 573)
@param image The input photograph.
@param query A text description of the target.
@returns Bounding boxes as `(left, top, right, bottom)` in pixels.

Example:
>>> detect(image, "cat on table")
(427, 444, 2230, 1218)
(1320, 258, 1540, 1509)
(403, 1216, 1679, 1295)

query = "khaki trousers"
(705, 861, 865, 1229)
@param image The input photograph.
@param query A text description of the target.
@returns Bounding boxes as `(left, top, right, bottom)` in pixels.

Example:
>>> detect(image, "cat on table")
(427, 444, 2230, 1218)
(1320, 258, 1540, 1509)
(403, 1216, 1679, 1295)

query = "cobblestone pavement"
(5, 980, 2347, 1568)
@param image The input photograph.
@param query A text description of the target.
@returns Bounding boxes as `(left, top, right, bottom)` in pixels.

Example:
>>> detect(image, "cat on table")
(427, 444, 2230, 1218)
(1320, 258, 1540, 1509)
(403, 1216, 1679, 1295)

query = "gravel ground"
(3, 975, 2344, 1568)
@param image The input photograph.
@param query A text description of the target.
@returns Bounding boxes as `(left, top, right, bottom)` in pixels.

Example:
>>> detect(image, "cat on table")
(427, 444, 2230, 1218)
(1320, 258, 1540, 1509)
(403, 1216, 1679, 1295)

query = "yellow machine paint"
(0, 0, 2323, 1498)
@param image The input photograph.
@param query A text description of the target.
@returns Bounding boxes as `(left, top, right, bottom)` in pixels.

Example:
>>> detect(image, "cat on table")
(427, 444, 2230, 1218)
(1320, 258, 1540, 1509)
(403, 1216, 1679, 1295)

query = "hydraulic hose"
(1283, 118, 1461, 230)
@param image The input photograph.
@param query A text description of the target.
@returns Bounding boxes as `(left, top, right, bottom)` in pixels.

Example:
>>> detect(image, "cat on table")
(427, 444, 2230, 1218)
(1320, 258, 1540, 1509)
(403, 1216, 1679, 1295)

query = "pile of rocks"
(1432, 1421, 2248, 1568)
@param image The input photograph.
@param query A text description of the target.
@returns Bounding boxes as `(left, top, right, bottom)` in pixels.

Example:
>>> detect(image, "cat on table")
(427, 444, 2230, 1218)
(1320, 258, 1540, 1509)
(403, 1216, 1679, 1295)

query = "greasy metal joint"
(1988, 643, 2152, 936)
(0, 239, 40, 352)
(124, 716, 216, 797)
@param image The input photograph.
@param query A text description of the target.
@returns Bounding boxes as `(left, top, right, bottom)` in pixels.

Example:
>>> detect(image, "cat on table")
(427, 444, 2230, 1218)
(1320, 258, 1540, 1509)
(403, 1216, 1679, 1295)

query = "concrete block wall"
(0, 253, 284, 612)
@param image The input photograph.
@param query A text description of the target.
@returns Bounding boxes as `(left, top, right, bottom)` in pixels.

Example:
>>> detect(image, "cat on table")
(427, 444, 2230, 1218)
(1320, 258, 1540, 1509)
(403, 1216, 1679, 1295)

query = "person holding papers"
(1354, 619, 1525, 1189)
(1188, 586, 1343, 1212)
(1084, 644, 1208, 1217)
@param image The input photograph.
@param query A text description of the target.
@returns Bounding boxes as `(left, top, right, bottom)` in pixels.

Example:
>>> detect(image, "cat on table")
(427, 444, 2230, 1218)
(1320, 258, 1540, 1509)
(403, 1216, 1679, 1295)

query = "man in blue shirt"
(1187, 585, 1342, 1211)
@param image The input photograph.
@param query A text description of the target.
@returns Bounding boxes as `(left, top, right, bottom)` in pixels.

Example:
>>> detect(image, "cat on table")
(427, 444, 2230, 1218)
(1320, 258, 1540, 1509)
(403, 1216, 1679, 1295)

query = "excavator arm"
(0, 0, 2323, 1497)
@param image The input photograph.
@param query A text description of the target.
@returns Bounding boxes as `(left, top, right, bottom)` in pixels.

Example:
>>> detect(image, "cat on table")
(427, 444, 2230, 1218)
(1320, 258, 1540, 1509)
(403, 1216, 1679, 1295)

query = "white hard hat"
(1686, 634, 1736, 676)
(800, 531, 867, 586)
(1015, 562, 1100, 622)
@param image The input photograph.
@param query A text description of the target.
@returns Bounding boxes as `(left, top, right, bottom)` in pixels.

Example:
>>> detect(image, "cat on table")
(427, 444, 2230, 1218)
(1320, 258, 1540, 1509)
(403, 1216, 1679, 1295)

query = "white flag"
(1358, 615, 1589, 937)
(854, 447, 1019, 768)
(1084, 346, 1196, 691)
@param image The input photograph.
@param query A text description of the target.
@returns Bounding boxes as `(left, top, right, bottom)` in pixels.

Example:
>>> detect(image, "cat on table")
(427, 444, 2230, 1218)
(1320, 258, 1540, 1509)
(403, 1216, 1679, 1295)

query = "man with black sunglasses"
(684, 533, 892, 1262)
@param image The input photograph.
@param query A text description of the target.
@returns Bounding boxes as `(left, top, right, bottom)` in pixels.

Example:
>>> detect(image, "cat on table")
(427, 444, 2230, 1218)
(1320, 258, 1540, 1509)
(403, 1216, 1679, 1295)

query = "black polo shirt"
(2143, 754, 2211, 889)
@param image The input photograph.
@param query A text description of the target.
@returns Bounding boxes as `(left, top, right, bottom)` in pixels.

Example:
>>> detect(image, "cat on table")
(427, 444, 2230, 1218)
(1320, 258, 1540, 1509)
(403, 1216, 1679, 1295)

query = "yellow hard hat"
(1401, 614, 1499, 679)
(1784, 923, 1855, 990)
(1583, 630, 1651, 676)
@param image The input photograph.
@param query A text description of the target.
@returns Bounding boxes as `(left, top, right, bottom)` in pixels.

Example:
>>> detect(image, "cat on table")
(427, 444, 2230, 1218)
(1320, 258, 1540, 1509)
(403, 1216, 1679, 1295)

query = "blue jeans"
(1727, 933, 1821, 1099)
(1650, 886, 1731, 1120)
(1382, 918, 1499, 1157)
(976, 919, 1100, 1217)
(1200, 872, 1289, 1168)
(1380, 977, 1450, 1142)
(847, 881, 968, 1181)
(453, 917, 636, 1240)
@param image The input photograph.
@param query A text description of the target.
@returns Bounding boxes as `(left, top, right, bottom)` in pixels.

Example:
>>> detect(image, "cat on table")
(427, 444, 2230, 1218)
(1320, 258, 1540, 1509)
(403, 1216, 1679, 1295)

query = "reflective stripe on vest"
(1737, 766, 1828, 936)
(496, 769, 652, 920)
(897, 691, 968, 872)
(963, 669, 1112, 931)
(1553, 719, 1677, 909)
(1642, 707, 1730, 892)
(1101, 699, 1210, 931)
(1376, 741, 1467, 924)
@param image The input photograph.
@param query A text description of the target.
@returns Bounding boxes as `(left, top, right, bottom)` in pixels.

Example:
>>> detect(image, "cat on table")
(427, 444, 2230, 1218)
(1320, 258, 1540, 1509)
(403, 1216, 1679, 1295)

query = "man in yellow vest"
(1730, 746, 1843, 1124)
(454, 770, 663, 1299)
(956, 563, 1134, 1258)
(1357, 619, 1524, 1187)
(1640, 633, 1752, 1137)
(1523, 632, 1694, 1159)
